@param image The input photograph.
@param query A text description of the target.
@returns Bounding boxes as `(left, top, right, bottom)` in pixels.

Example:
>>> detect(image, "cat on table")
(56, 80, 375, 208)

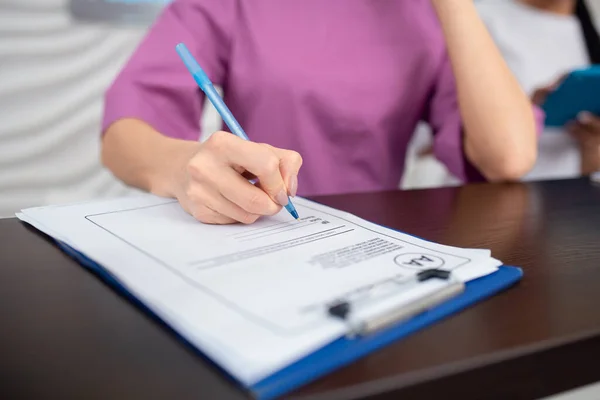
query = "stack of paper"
(17, 195, 502, 386)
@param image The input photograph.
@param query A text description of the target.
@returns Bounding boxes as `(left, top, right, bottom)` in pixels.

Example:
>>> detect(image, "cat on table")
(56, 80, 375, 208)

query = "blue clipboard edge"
(251, 265, 522, 400)
(38, 225, 521, 400)
(53, 240, 247, 395)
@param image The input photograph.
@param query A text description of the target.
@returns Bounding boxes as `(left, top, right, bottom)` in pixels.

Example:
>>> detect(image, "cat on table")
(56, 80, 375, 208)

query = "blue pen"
(175, 42, 299, 220)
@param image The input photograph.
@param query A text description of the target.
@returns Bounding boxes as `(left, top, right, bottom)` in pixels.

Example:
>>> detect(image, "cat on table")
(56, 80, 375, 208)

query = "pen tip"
(284, 200, 299, 219)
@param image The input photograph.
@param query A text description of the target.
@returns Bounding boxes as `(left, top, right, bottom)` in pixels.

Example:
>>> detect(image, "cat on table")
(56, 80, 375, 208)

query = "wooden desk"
(1, 178, 600, 399)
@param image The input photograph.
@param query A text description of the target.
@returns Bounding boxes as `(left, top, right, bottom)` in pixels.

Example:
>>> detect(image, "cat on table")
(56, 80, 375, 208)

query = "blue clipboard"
(541, 66, 600, 127)
(53, 238, 522, 400)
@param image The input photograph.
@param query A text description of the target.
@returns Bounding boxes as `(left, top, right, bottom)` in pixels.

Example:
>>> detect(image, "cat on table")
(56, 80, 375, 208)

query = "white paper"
(17, 194, 501, 385)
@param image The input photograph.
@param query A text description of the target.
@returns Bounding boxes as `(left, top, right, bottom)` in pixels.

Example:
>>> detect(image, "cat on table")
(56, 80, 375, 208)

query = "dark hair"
(575, 0, 600, 64)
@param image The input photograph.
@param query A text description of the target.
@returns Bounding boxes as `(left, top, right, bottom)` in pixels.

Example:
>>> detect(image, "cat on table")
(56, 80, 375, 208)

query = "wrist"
(148, 138, 201, 198)
(580, 145, 600, 175)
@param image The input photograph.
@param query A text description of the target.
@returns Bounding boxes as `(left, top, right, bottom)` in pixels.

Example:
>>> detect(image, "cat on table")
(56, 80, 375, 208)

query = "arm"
(431, 0, 538, 181)
(102, 119, 200, 198)
(101, 0, 301, 224)
(101, 0, 234, 194)
(580, 143, 600, 175)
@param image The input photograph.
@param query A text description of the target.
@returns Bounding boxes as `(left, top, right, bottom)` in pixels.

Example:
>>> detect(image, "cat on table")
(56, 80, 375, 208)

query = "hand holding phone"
(540, 66, 600, 127)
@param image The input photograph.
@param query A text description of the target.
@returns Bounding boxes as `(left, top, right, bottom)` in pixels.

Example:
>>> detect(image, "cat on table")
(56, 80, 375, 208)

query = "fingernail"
(275, 190, 289, 206)
(289, 175, 298, 197)
(578, 112, 592, 123)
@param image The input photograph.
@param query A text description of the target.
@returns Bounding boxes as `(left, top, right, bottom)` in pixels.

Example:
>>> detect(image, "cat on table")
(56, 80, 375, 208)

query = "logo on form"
(394, 253, 445, 270)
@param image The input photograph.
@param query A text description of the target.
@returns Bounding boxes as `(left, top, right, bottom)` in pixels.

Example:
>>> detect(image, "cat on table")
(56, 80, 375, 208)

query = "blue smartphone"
(541, 66, 600, 127)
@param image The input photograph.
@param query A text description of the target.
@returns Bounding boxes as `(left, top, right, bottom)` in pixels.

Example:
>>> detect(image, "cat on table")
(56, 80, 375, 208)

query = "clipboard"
(52, 236, 522, 400)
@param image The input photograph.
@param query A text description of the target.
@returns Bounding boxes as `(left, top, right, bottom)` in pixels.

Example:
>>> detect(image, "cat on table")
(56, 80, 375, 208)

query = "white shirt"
(476, 0, 590, 181)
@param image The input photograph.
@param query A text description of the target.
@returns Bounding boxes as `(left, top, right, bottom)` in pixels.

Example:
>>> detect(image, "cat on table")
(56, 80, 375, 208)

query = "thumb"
(577, 111, 600, 132)
(270, 147, 303, 197)
(552, 72, 568, 89)
(531, 75, 566, 105)
(531, 88, 550, 105)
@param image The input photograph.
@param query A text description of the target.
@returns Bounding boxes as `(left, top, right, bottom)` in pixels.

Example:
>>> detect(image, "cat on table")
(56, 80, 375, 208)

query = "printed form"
(17, 195, 501, 385)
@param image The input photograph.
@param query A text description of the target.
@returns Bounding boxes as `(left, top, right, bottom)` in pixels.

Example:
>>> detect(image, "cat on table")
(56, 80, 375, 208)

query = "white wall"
(0, 0, 143, 217)
(0, 0, 221, 218)
(587, 0, 600, 18)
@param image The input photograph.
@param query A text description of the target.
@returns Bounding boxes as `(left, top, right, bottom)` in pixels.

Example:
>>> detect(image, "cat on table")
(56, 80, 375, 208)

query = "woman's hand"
(568, 112, 600, 175)
(530, 77, 600, 175)
(173, 131, 302, 224)
(530, 75, 600, 175)
(531, 74, 566, 106)
(101, 119, 302, 225)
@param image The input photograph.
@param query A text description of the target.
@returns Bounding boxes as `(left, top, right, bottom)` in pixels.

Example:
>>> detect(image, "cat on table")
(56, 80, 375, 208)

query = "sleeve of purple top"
(426, 53, 545, 183)
(101, 0, 237, 141)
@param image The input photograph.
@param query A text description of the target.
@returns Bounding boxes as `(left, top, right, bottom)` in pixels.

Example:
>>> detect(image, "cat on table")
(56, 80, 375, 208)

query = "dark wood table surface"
(1, 178, 600, 399)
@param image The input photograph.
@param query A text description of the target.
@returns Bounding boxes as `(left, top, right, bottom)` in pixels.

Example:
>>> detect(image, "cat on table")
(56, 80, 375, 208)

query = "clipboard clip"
(327, 269, 465, 338)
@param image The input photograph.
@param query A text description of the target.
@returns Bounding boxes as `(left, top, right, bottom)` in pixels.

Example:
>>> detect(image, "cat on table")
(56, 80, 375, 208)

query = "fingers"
(568, 112, 600, 143)
(531, 75, 566, 105)
(206, 132, 287, 205)
(210, 193, 262, 224)
(567, 113, 600, 149)
(531, 88, 551, 105)
(178, 194, 237, 225)
(217, 169, 281, 216)
(182, 131, 303, 225)
(269, 145, 303, 197)
(182, 183, 262, 224)
(576, 112, 600, 132)
(194, 206, 238, 225)
(550, 73, 568, 90)
(231, 143, 289, 205)
(208, 131, 302, 204)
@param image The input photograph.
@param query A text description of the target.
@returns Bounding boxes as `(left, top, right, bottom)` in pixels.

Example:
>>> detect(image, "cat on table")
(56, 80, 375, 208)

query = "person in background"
(100, 0, 541, 225)
(479, 0, 600, 178)
(406, 0, 600, 187)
